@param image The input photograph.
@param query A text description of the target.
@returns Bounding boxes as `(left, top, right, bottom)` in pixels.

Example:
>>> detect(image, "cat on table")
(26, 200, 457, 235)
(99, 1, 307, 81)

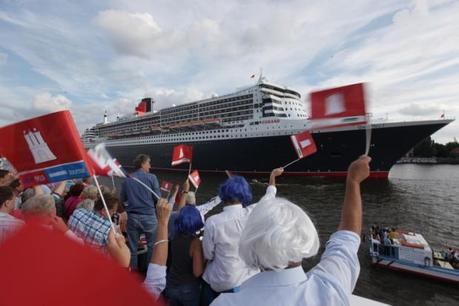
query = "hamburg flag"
(0, 111, 92, 188)
(160, 180, 173, 193)
(171, 144, 193, 166)
(290, 131, 317, 159)
(188, 170, 201, 189)
(309, 83, 367, 128)
(87, 143, 126, 178)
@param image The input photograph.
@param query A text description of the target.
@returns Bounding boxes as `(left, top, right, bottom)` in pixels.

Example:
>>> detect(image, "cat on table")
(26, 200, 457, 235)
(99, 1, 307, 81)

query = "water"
(108, 164, 459, 305)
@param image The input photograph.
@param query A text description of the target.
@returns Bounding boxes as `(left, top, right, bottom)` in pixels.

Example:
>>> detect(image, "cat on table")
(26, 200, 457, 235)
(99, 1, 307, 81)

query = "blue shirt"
(120, 169, 160, 216)
(212, 230, 361, 306)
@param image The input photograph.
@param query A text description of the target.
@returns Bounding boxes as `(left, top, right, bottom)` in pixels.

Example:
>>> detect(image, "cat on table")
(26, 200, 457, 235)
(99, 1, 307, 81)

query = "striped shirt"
(68, 208, 111, 249)
(0, 212, 24, 245)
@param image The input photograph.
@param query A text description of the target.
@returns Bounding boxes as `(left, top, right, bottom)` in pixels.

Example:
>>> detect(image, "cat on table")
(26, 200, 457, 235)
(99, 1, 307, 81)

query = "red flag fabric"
(160, 180, 173, 192)
(0, 111, 92, 188)
(188, 170, 201, 189)
(0, 224, 160, 306)
(87, 143, 126, 177)
(309, 83, 367, 127)
(290, 131, 317, 159)
(171, 144, 193, 166)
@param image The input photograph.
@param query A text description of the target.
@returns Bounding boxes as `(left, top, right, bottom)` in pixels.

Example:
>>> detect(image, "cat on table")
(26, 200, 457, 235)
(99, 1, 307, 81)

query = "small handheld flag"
(282, 131, 317, 169)
(87, 144, 126, 178)
(160, 180, 173, 193)
(290, 131, 317, 159)
(309, 83, 366, 122)
(0, 111, 92, 188)
(188, 170, 201, 189)
(171, 144, 193, 166)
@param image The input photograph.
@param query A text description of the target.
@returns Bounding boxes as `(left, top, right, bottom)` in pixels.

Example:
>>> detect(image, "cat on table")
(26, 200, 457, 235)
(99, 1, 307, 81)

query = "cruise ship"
(82, 77, 453, 178)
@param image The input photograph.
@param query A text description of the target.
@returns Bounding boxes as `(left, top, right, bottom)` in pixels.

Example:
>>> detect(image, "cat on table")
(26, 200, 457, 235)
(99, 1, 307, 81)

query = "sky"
(0, 0, 458, 143)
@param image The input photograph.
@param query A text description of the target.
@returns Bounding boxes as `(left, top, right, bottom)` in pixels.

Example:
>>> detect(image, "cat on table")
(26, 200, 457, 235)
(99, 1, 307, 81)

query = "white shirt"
(0, 212, 24, 245)
(143, 263, 167, 300)
(202, 186, 277, 292)
(211, 230, 361, 306)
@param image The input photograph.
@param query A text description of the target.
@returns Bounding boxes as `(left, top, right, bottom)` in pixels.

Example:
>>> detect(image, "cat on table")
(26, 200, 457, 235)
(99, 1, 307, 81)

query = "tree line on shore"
(412, 137, 459, 158)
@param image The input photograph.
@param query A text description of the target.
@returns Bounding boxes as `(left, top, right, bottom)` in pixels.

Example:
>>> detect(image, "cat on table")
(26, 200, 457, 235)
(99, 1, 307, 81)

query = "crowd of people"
(0, 154, 372, 305)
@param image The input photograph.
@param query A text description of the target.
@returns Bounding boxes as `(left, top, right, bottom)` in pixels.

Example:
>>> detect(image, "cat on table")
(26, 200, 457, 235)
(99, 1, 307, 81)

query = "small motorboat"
(369, 227, 459, 285)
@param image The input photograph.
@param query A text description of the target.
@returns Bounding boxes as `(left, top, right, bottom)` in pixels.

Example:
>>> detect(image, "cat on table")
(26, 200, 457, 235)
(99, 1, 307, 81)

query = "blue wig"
(174, 205, 204, 235)
(218, 175, 253, 206)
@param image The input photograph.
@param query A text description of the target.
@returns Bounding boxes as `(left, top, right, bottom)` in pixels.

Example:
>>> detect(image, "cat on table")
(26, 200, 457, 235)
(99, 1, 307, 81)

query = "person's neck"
(224, 202, 242, 207)
(0, 207, 11, 214)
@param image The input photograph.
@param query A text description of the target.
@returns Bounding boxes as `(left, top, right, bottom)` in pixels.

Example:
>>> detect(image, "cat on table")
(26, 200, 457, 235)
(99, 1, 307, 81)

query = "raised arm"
(258, 168, 283, 203)
(338, 155, 371, 236)
(151, 198, 172, 265)
(168, 184, 180, 206)
(176, 179, 190, 211)
(52, 181, 67, 197)
(144, 198, 172, 299)
(269, 167, 284, 186)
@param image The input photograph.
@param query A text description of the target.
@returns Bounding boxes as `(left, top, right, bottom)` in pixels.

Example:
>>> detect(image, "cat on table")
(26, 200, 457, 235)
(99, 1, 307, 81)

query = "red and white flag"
(309, 83, 367, 129)
(160, 180, 173, 193)
(290, 131, 317, 159)
(188, 170, 201, 189)
(87, 143, 126, 177)
(171, 144, 193, 166)
(0, 111, 93, 188)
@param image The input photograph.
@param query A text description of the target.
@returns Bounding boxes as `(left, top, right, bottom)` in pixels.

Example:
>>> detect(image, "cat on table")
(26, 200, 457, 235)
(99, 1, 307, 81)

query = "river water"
(110, 164, 459, 305)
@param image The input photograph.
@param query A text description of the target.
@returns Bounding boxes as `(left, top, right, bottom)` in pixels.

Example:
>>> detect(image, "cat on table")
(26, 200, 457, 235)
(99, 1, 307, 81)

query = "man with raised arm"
(211, 155, 371, 306)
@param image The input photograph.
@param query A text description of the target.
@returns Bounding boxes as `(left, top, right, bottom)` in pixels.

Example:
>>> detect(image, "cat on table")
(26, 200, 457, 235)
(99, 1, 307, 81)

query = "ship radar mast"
(257, 68, 267, 84)
(103, 110, 109, 124)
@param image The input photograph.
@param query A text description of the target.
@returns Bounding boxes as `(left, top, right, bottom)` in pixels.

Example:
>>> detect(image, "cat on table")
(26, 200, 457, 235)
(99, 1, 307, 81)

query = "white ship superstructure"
(83, 78, 311, 148)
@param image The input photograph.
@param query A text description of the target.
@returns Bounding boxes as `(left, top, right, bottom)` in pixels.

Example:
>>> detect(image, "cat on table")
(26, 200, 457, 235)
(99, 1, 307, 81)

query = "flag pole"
(188, 162, 192, 176)
(364, 114, 372, 156)
(92, 174, 116, 233)
(282, 158, 300, 169)
(110, 175, 115, 190)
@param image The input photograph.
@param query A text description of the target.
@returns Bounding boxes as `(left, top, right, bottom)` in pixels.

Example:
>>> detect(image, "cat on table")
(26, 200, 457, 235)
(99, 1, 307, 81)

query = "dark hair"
(174, 204, 204, 235)
(0, 186, 14, 208)
(219, 176, 253, 206)
(0, 169, 9, 179)
(94, 193, 119, 212)
(65, 183, 85, 200)
(9, 178, 21, 189)
(133, 154, 150, 169)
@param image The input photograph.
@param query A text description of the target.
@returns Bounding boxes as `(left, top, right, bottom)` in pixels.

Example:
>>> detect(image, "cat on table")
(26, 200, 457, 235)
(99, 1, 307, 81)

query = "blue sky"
(0, 0, 458, 143)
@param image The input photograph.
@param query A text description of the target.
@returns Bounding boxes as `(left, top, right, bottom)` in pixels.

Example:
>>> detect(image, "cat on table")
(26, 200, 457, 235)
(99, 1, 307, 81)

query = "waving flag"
(87, 144, 126, 177)
(171, 144, 193, 166)
(188, 170, 201, 189)
(0, 111, 92, 188)
(290, 131, 317, 159)
(309, 83, 367, 129)
(160, 180, 173, 193)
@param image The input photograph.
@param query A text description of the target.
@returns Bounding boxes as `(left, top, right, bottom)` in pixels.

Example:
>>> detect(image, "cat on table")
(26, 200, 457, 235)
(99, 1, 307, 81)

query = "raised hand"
(347, 155, 371, 184)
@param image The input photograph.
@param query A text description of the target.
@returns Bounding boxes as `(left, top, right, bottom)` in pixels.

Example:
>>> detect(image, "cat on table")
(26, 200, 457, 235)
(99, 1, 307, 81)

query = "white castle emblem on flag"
(179, 148, 184, 158)
(24, 129, 57, 164)
(325, 93, 345, 115)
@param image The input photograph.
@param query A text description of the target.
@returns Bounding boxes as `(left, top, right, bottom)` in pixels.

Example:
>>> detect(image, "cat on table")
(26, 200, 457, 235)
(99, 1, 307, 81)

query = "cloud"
(32, 92, 72, 112)
(0, 0, 458, 144)
(0, 52, 7, 65)
(398, 103, 442, 117)
(96, 10, 164, 58)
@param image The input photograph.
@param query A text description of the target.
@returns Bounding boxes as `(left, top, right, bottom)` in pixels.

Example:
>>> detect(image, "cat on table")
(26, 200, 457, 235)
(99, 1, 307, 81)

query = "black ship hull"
(106, 120, 451, 179)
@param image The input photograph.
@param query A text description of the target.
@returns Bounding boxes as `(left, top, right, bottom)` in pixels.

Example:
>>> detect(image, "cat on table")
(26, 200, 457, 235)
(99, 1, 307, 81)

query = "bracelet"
(154, 239, 168, 246)
(182, 191, 189, 194)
